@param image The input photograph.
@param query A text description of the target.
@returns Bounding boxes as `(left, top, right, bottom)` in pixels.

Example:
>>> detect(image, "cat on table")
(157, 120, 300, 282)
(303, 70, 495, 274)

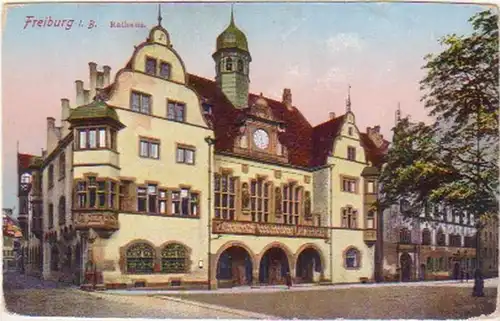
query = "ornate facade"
(382, 203, 477, 282)
(20, 10, 389, 289)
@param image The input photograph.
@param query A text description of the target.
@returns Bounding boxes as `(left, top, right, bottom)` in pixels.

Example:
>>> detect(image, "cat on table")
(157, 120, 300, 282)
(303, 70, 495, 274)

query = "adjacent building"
(2, 208, 22, 272)
(21, 10, 390, 289)
(480, 214, 498, 277)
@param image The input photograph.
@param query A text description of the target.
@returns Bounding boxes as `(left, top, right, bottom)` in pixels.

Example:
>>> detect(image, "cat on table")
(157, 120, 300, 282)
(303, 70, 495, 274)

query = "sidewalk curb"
(154, 295, 279, 319)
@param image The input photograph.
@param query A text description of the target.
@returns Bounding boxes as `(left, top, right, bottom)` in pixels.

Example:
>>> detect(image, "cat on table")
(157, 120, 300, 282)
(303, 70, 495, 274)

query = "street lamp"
(204, 136, 216, 290)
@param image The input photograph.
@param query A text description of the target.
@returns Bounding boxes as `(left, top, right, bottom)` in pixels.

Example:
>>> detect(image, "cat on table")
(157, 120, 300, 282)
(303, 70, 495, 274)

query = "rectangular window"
(109, 182, 116, 209)
(79, 131, 87, 149)
(148, 185, 157, 213)
(48, 204, 54, 228)
(159, 189, 167, 214)
(137, 187, 147, 212)
(167, 101, 186, 122)
(160, 62, 171, 79)
(214, 174, 235, 220)
(131, 91, 152, 115)
(97, 181, 106, 207)
(367, 181, 375, 194)
(98, 129, 106, 147)
(171, 191, 180, 214)
(89, 129, 97, 148)
(342, 177, 357, 193)
(145, 57, 157, 75)
(347, 146, 356, 161)
(88, 177, 97, 208)
(139, 139, 160, 159)
(48, 165, 54, 188)
(176, 147, 195, 165)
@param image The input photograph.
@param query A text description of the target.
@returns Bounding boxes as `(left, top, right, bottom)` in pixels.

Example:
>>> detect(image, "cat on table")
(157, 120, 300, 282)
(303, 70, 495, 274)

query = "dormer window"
(145, 57, 157, 75)
(348, 127, 353, 136)
(347, 146, 356, 161)
(160, 62, 171, 79)
(202, 103, 212, 115)
(76, 127, 113, 150)
(226, 57, 233, 71)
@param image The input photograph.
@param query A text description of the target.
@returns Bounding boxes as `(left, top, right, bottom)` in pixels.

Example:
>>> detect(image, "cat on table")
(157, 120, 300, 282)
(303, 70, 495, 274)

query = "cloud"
(315, 66, 353, 91)
(286, 64, 309, 77)
(326, 33, 364, 54)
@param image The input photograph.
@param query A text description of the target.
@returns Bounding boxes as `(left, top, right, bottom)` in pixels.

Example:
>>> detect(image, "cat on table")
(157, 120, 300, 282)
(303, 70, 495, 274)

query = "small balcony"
(212, 219, 329, 239)
(363, 229, 377, 246)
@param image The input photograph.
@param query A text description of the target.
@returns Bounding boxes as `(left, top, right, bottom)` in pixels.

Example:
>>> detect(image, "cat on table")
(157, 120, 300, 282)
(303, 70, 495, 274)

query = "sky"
(1, 1, 493, 213)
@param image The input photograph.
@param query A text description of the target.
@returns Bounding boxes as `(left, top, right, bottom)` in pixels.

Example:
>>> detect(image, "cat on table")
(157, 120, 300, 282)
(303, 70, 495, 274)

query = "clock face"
(253, 129, 269, 150)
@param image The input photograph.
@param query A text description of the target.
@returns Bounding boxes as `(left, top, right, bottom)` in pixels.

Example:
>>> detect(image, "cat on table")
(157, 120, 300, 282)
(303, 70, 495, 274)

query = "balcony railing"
(212, 219, 329, 239)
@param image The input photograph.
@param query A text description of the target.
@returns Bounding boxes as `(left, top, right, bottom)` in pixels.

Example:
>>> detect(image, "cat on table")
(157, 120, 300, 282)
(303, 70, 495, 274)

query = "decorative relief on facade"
(212, 219, 328, 239)
(275, 187, 282, 216)
(241, 164, 249, 173)
(304, 175, 311, 184)
(304, 191, 311, 217)
(274, 170, 282, 179)
(241, 182, 250, 212)
(74, 212, 119, 230)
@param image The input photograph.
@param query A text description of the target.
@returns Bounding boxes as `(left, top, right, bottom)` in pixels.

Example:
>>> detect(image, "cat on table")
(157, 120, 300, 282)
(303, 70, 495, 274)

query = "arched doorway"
(216, 246, 253, 287)
(259, 247, 290, 285)
(50, 245, 59, 272)
(296, 247, 323, 283)
(400, 252, 412, 282)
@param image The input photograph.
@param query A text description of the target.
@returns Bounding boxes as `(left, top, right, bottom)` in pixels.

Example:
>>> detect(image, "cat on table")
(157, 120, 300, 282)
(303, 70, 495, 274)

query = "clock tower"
(213, 7, 251, 109)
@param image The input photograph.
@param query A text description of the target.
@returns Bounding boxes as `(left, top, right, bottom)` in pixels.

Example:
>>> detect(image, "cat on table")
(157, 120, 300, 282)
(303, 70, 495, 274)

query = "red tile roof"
(18, 153, 36, 171)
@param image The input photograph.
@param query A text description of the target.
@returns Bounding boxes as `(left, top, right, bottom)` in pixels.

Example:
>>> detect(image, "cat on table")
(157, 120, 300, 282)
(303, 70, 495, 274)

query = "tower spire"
(346, 84, 352, 112)
(395, 102, 401, 124)
(157, 3, 163, 26)
(230, 3, 235, 25)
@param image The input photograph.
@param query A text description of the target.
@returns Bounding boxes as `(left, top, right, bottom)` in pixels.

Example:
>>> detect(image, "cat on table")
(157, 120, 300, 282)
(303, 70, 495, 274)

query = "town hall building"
(18, 8, 389, 289)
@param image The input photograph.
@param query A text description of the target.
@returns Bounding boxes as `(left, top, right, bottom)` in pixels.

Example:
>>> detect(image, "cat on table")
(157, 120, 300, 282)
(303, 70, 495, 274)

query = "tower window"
(160, 62, 171, 79)
(225, 57, 233, 71)
(145, 57, 157, 75)
(237, 59, 244, 72)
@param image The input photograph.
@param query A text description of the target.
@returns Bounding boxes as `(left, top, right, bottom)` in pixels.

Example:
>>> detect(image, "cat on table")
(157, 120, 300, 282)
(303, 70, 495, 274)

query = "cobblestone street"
(3, 272, 499, 319)
(2, 273, 271, 318)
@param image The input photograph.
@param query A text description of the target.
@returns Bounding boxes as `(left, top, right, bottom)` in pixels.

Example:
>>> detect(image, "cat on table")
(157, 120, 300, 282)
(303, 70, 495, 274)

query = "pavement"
(102, 277, 499, 296)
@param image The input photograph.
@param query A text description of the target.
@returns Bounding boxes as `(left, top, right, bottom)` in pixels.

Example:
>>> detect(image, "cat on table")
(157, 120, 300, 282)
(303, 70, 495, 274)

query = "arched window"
(48, 203, 54, 228)
(436, 229, 446, 246)
(344, 247, 360, 269)
(58, 196, 66, 226)
(399, 228, 411, 244)
(50, 246, 59, 271)
(237, 59, 244, 72)
(161, 243, 188, 273)
(225, 57, 233, 71)
(422, 228, 431, 245)
(341, 206, 357, 229)
(126, 243, 155, 274)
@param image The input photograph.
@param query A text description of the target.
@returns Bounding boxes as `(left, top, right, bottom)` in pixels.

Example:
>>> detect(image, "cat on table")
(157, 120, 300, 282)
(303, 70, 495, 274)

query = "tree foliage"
(379, 9, 499, 220)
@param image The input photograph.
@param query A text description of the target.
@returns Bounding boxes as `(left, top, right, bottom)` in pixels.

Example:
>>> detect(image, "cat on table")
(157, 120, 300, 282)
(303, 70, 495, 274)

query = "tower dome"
(216, 10, 249, 52)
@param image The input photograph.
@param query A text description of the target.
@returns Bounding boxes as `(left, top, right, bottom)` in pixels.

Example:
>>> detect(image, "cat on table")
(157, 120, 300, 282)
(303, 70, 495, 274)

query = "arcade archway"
(296, 247, 323, 283)
(400, 252, 412, 282)
(216, 246, 253, 287)
(259, 247, 290, 285)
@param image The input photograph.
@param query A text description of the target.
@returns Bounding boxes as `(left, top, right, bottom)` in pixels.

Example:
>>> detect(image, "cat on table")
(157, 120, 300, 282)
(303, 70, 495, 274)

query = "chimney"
(61, 98, 70, 136)
(103, 65, 111, 86)
(329, 112, 336, 120)
(282, 88, 292, 110)
(89, 62, 98, 101)
(75, 80, 84, 106)
(83, 89, 90, 104)
(47, 117, 55, 129)
(96, 71, 104, 89)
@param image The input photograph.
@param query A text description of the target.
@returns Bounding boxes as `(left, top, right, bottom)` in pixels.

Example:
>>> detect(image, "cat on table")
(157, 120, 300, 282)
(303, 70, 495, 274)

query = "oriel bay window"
(214, 173, 236, 220)
(251, 179, 271, 223)
(75, 176, 118, 210)
(76, 127, 116, 150)
(282, 183, 301, 225)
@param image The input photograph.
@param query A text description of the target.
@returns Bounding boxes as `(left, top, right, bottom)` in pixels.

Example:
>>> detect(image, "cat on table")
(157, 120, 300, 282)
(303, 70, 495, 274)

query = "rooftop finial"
(346, 84, 352, 112)
(395, 102, 401, 124)
(157, 3, 163, 26)
(230, 3, 235, 25)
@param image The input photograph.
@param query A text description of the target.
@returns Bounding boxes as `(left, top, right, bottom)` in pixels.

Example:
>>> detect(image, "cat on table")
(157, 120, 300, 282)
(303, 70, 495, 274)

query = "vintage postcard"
(2, 0, 499, 320)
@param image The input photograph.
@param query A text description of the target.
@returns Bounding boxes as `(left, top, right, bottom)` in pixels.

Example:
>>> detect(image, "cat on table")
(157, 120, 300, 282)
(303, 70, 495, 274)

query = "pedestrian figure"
(460, 269, 464, 283)
(285, 272, 292, 289)
(466, 270, 470, 283)
(472, 268, 485, 297)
